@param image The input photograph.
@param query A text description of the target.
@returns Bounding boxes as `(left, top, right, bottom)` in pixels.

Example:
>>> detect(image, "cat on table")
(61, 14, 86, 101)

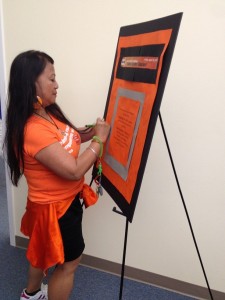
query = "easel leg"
(119, 217, 129, 300)
(159, 111, 214, 300)
(113, 207, 129, 300)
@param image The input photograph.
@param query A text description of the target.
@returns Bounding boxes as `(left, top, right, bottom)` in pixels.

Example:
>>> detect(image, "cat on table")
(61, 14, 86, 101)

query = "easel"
(112, 207, 129, 300)
(111, 111, 214, 300)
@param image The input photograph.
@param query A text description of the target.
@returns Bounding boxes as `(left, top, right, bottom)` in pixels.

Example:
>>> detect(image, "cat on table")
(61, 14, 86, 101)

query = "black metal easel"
(112, 207, 129, 300)
(111, 111, 214, 300)
(158, 111, 214, 300)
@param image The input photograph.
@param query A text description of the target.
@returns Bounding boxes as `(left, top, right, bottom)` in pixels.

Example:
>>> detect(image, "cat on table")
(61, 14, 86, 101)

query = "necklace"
(33, 112, 66, 136)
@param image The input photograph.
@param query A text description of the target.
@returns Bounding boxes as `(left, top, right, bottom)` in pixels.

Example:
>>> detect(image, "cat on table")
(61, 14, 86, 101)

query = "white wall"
(0, 0, 5, 153)
(2, 0, 225, 293)
(0, 0, 15, 246)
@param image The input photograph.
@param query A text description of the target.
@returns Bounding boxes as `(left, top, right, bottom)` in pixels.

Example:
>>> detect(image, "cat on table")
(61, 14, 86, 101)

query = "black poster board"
(93, 13, 183, 222)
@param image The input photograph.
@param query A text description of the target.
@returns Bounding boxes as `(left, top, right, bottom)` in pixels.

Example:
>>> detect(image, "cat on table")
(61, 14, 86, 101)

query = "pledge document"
(108, 97, 140, 167)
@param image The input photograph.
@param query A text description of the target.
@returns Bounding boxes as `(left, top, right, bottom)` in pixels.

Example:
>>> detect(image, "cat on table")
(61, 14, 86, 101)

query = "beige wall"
(2, 0, 225, 293)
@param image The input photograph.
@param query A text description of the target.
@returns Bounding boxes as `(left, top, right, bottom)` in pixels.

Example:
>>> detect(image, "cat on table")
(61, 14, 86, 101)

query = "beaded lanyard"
(92, 135, 103, 196)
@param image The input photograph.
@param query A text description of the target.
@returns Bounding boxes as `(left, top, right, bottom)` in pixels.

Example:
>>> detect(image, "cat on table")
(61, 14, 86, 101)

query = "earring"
(33, 96, 43, 110)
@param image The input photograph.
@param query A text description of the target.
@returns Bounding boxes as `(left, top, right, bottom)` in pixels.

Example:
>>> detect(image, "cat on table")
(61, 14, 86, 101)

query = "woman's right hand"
(94, 117, 110, 143)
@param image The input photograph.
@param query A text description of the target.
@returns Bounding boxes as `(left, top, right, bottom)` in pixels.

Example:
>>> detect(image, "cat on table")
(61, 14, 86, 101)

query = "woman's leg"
(26, 264, 45, 292)
(48, 255, 81, 300)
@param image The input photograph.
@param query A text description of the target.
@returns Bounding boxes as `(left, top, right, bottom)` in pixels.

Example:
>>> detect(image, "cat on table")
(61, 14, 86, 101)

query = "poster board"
(93, 13, 183, 222)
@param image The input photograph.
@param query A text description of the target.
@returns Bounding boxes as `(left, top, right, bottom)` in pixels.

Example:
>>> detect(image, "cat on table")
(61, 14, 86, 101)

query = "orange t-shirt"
(23, 114, 84, 214)
(21, 114, 85, 271)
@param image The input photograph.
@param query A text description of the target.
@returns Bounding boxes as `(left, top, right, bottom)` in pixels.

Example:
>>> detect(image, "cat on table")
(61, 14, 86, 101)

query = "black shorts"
(58, 194, 85, 262)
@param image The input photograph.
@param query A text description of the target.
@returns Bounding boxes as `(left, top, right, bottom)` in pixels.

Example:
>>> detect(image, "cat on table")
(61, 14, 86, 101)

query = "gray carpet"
(0, 157, 196, 299)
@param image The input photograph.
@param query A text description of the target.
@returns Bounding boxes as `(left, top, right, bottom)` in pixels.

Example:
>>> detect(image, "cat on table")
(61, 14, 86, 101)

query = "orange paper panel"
(103, 29, 172, 203)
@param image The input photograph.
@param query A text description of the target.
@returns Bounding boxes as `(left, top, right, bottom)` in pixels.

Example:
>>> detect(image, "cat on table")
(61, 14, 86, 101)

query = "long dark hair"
(3, 50, 77, 186)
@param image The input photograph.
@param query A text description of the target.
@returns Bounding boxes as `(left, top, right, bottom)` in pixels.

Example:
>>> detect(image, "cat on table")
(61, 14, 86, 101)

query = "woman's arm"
(35, 118, 110, 181)
(35, 140, 101, 180)
(78, 126, 95, 143)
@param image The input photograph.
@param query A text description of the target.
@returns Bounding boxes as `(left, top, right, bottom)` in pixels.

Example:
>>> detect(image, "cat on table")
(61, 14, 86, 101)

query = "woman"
(4, 50, 110, 300)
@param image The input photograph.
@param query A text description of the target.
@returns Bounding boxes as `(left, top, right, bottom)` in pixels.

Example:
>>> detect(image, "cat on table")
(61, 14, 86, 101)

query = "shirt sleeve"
(24, 122, 59, 157)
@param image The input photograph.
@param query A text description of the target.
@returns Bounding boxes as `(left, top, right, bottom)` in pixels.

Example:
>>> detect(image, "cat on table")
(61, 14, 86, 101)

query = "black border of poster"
(93, 13, 183, 222)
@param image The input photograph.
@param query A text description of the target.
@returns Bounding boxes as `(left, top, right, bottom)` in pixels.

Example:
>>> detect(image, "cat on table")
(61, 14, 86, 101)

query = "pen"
(85, 123, 95, 128)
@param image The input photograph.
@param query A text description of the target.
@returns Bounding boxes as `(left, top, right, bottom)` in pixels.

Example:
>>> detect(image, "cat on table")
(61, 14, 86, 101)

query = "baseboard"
(15, 236, 224, 300)
(0, 119, 2, 157)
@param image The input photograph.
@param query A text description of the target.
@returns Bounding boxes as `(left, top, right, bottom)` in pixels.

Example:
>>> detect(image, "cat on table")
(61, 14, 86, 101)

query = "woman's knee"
(58, 255, 82, 274)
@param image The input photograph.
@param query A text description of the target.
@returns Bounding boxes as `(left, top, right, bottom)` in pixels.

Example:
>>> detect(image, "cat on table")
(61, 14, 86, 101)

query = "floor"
(0, 157, 196, 299)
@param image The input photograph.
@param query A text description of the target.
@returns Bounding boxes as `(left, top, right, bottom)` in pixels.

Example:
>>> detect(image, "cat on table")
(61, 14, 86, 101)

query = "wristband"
(92, 136, 103, 157)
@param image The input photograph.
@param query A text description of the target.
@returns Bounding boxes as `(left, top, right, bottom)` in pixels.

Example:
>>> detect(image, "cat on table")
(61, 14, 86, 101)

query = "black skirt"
(58, 194, 85, 262)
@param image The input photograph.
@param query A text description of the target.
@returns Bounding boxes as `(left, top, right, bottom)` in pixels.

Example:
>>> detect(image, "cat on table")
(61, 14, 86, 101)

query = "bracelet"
(92, 136, 103, 157)
(87, 146, 98, 158)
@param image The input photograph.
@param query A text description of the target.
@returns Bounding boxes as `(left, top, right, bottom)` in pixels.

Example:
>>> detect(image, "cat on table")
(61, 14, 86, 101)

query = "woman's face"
(35, 62, 59, 107)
